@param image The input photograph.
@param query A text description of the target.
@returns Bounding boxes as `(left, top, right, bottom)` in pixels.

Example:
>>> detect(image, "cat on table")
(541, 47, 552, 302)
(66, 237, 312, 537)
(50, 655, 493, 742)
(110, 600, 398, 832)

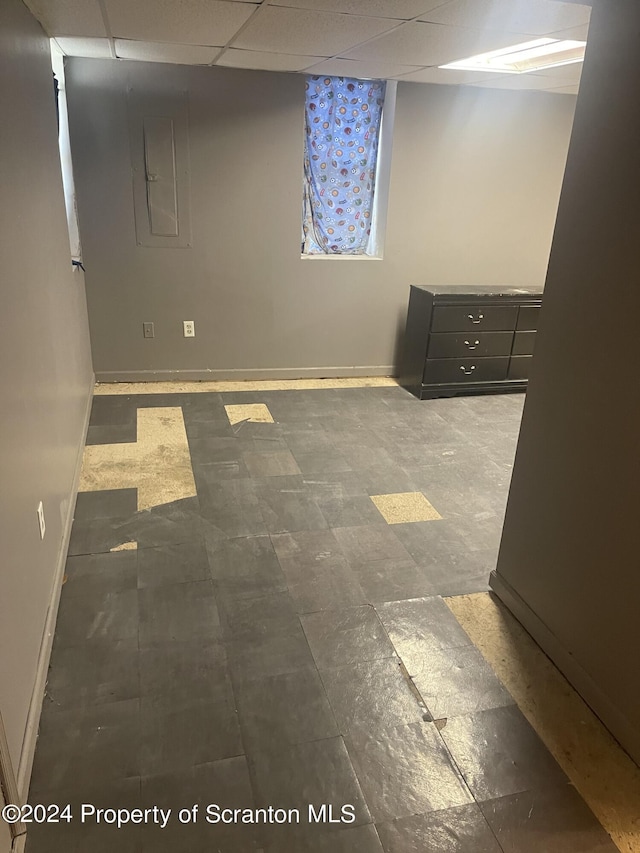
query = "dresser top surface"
(412, 285, 543, 297)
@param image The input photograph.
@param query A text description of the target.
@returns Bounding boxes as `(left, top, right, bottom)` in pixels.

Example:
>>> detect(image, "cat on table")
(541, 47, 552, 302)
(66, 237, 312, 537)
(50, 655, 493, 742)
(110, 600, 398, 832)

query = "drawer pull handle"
(460, 365, 476, 375)
(464, 340, 480, 350)
(468, 313, 484, 324)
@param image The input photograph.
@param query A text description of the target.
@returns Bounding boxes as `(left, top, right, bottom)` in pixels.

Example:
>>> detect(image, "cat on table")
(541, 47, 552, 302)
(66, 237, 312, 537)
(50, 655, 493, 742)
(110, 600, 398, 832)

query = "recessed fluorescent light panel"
(440, 38, 586, 74)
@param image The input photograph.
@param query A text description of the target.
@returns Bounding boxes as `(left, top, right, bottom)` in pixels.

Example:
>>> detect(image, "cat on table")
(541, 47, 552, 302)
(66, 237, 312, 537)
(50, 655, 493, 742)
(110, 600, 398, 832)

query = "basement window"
(301, 75, 395, 259)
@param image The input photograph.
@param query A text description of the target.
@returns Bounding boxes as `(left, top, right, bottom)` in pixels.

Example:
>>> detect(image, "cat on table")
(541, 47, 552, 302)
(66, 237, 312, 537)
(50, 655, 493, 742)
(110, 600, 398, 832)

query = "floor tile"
(412, 644, 514, 720)
(138, 580, 220, 647)
(86, 422, 138, 445)
(117, 498, 205, 549)
(89, 396, 137, 427)
(54, 587, 138, 646)
(376, 802, 502, 853)
(139, 694, 243, 775)
(31, 387, 565, 853)
(270, 528, 345, 567)
(441, 704, 568, 802)
(333, 443, 395, 471)
(243, 450, 301, 478)
(218, 589, 300, 642)
(390, 518, 472, 566)
(249, 737, 371, 827)
(320, 658, 425, 736)
(316, 490, 388, 529)
(271, 526, 366, 613)
(370, 492, 443, 525)
(73, 488, 138, 521)
(190, 437, 249, 479)
(67, 516, 133, 556)
(198, 478, 266, 538)
(30, 699, 141, 794)
(352, 560, 436, 604)
(45, 638, 140, 711)
(256, 475, 328, 534)
(376, 597, 473, 674)
(140, 827, 260, 852)
(346, 722, 473, 823)
(227, 626, 316, 683)
(185, 415, 236, 441)
(276, 553, 367, 613)
(26, 777, 142, 853)
(283, 427, 335, 455)
(331, 525, 415, 569)
(293, 449, 353, 475)
(480, 785, 620, 853)
(63, 550, 137, 598)
(207, 534, 288, 598)
(422, 562, 493, 598)
(265, 822, 385, 852)
(139, 637, 230, 701)
(137, 541, 211, 588)
(356, 465, 419, 496)
(235, 666, 338, 752)
(301, 606, 395, 669)
(140, 756, 261, 852)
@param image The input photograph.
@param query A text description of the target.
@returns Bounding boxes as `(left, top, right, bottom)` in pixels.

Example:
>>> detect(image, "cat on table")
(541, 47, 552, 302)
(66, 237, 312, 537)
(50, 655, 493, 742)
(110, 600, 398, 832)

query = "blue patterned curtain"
(302, 76, 386, 255)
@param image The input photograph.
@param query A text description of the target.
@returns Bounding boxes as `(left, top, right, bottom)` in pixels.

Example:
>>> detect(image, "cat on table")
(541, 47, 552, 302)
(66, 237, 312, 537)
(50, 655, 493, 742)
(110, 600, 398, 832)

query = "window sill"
(300, 254, 383, 261)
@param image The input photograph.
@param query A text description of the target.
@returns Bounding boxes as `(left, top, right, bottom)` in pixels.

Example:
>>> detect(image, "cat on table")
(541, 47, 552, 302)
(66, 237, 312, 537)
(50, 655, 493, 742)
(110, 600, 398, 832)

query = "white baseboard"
(16, 377, 95, 802)
(95, 366, 395, 382)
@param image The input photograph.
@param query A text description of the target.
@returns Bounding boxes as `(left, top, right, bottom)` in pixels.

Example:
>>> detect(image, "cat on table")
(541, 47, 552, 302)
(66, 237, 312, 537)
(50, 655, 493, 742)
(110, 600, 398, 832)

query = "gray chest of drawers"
(399, 285, 543, 399)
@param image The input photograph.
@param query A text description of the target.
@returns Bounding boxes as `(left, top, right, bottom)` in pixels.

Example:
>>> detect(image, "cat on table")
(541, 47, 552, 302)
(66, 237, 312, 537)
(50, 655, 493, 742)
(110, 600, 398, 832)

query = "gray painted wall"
(65, 59, 576, 381)
(492, 0, 640, 764)
(0, 0, 93, 776)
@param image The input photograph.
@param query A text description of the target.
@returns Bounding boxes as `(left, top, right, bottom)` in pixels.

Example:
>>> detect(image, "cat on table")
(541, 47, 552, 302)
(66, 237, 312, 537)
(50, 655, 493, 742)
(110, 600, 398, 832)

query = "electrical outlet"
(143, 322, 155, 338)
(183, 321, 195, 338)
(37, 501, 46, 540)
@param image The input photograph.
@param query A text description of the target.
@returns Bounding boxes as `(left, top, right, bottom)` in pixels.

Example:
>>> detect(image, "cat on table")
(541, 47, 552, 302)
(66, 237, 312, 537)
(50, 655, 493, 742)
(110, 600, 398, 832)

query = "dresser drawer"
(508, 356, 532, 380)
(431, 304, 519, 333)
(428, 331, 513, 359)
(516, 306, 540, 330)
(424, 357, 510, 385)
(512, 331, 536, 356)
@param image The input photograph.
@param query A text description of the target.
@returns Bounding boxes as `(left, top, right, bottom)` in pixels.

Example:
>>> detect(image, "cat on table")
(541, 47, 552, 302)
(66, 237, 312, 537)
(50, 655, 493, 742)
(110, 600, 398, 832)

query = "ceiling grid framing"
(29, 0, 590, 94)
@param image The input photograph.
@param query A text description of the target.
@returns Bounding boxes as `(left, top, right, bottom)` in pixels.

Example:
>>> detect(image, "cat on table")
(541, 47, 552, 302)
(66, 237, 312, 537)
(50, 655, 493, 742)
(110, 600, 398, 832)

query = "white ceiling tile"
(419, 0, 590, 36)
(399, 65, 506, 84)
(545, 84, 579, 95)
(469, 72, 575, 91)
(23, 0, 106, 37)
(530, 61, 582, 82)
(342, 21, 536, 67)
(54, 36, 113, 58)
(233, 6, 399, 57)
(105, 0, 257, 46)
(549, 22, 590, 40)
(114, 40, 220, 64)
(217, 48, 325, 71)
(305, 57, 422, 79)
(268, 0, 449, 20)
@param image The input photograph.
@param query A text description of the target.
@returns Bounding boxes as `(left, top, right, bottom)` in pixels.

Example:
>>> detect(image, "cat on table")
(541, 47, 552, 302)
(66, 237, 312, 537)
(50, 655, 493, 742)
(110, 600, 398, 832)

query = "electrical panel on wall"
(128, 88, 192, 248)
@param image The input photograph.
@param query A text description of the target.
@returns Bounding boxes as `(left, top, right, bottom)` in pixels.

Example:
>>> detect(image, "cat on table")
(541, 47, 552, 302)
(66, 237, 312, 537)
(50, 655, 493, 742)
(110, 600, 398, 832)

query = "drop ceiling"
(27, 0, 590, 94)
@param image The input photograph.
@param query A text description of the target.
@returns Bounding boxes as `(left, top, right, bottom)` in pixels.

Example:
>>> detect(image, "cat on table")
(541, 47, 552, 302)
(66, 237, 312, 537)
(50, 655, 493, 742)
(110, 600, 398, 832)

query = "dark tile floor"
(25, 387, 617, 852)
